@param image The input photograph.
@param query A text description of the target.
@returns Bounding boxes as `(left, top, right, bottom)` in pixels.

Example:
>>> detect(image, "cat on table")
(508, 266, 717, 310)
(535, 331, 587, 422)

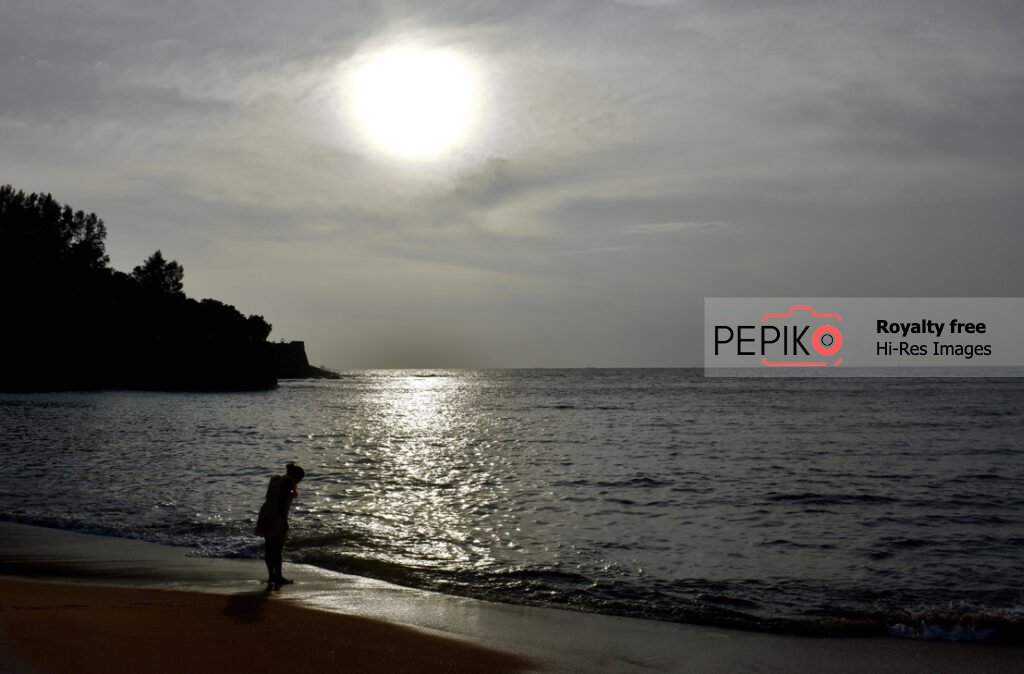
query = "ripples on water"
(1, 370, 1023, 641)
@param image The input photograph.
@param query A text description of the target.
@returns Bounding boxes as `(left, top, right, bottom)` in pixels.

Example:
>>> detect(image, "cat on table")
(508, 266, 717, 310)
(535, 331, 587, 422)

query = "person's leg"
(265, 537, 284, 586)
(277, 537, 293, 585)
(263, 537, 275, 583)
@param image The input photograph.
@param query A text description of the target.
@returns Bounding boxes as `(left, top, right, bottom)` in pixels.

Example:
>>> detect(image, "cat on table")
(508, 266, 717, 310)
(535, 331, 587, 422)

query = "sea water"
(1, 370, 1022, 640)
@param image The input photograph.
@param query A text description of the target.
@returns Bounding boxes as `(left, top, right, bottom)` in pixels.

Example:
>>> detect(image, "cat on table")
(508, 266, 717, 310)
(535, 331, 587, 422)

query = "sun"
(350, 47, 479, 160)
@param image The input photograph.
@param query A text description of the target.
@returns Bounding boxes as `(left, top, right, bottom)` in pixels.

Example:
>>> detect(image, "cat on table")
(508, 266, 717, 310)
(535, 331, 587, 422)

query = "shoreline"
(2, 522, 1024, 673)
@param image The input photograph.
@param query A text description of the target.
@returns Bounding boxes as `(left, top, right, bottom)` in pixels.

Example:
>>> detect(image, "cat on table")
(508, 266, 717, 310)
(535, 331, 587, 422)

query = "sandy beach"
(2, 522, 1024, 673)
(0, 579, 530, 674)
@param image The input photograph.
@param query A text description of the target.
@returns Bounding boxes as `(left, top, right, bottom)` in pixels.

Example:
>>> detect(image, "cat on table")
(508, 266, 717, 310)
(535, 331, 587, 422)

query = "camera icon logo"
(761, 305, 843, 367)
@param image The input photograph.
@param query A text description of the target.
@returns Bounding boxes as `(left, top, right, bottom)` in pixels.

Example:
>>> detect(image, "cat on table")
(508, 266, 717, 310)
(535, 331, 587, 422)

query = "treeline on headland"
(0, 185, 335, 391)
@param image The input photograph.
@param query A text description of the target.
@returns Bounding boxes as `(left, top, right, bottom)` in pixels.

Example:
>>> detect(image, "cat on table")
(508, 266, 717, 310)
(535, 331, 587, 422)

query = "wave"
(549, 475, 676, 489)
(766, 492, 900, 505)
(6, 513, 1023, 644)
(285, 546, 1024, 644)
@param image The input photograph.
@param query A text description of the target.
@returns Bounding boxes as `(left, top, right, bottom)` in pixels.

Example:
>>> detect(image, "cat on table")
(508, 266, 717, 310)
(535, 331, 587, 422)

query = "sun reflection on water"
(380, 373, 458, 444)
(350, 372, 506, 569)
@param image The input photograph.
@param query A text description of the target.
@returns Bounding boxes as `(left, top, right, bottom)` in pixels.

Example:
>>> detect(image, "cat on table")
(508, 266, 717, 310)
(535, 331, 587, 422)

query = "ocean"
(1, 370, 1022, 642)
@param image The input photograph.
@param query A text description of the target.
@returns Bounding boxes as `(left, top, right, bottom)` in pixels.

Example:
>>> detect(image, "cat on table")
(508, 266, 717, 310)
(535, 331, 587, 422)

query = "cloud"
(625, 222, 728, 235)
(1, 0, 1023, 365)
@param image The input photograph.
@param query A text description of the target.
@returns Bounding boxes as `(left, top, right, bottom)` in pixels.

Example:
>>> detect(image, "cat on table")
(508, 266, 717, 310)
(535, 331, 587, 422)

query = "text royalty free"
(876, 319, 992, 359)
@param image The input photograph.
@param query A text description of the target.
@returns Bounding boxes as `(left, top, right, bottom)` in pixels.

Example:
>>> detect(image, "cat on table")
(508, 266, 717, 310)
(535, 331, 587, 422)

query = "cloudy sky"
(2, 1, 1022, 367)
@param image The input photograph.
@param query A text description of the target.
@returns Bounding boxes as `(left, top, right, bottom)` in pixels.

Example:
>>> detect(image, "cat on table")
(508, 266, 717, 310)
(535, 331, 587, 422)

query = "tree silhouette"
(132, 250, 184, 296)
(0, 185, 109, 285)
(0, 184, 290, 391)
(247, 314, 273, 341)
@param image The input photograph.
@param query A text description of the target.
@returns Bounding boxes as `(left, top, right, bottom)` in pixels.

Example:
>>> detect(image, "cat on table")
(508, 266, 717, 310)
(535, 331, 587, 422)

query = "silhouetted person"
(255, 462, 305, 589)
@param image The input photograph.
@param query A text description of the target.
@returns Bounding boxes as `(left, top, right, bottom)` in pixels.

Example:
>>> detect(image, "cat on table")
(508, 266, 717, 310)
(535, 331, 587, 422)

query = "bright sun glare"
(350, 47, 478, 160)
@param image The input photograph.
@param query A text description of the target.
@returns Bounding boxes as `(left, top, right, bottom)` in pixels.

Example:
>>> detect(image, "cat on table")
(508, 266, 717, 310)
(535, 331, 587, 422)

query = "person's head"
(286, 462, 305, 483)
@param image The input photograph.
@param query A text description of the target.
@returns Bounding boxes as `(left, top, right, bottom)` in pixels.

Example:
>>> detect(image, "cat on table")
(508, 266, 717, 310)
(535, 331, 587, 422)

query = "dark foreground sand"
(0, 579, 530, 674)
(2, 522, 1024, 673)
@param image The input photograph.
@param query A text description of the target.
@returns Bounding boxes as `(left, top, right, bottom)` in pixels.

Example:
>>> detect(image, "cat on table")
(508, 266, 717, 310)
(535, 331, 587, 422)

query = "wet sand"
(2, 522, 1023, 673)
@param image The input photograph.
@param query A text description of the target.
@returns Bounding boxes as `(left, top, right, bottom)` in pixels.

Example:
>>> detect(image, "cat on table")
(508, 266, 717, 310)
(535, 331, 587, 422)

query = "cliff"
(270, 341, 340, 380)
